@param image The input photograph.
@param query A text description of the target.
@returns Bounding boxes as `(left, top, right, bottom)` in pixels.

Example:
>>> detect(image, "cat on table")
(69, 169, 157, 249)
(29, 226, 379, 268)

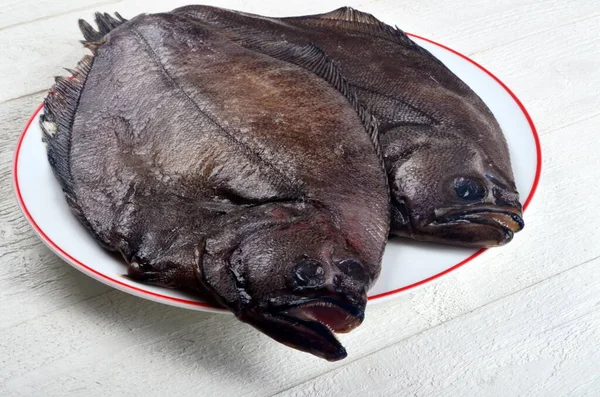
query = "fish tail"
(78, 12, 128, 44)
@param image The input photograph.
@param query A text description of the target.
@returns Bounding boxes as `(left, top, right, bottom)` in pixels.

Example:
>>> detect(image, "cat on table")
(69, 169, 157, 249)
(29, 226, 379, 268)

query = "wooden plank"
(274, 256, 600, 397)
(0, 0, 119, 31)
(469, 15, 600, 136)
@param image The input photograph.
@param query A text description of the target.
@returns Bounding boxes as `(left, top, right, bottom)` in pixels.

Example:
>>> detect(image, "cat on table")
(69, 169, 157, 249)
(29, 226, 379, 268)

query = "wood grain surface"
(0, 0, 598, 396)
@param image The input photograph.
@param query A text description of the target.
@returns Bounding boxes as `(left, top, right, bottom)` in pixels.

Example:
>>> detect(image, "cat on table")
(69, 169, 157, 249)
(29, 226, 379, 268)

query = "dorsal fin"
(250, 42, 382, 159)
(285, 7, 437, 59)
(79, 12, 127, 44)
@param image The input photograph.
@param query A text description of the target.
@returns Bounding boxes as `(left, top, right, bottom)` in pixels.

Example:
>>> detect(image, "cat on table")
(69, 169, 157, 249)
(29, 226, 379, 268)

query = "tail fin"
(78, 12, 127, 44)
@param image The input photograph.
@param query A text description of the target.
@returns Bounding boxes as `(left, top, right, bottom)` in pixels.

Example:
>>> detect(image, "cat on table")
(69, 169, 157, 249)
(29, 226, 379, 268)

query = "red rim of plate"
(12, 34, 542, 310)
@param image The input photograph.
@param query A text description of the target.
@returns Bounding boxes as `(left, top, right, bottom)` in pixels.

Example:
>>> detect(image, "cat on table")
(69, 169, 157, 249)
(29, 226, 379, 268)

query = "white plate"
(13, 34, 541, 313)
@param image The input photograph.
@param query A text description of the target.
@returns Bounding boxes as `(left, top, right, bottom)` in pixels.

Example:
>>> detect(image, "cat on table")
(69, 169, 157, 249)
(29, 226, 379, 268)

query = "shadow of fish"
(41, 12, 390, 360)
(174, 5, 525, 247)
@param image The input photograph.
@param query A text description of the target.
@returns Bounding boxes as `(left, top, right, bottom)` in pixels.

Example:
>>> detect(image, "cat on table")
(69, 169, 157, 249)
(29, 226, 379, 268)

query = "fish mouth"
(436, 207, 524, 232)
(432, 207, 524, 246)
(280, 297, 364, 334)
(245, 297, 364, 361)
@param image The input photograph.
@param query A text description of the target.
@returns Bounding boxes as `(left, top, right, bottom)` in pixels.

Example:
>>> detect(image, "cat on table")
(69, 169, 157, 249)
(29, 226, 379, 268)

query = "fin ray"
(78, 11, 128, 44)
(41, 56, 95, 237)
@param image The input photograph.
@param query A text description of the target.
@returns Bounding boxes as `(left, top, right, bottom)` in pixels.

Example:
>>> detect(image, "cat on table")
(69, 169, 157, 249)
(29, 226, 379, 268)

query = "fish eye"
(453, 177, 487, 201)
(288, 259, 325, 290)
(336, 259, 369, 285)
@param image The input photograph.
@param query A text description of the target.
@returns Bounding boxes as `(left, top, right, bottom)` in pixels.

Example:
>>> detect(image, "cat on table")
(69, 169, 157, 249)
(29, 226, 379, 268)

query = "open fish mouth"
(281, 298, 364, 334)
(249, 297, 364, 361)
(435, 207, 525, 233)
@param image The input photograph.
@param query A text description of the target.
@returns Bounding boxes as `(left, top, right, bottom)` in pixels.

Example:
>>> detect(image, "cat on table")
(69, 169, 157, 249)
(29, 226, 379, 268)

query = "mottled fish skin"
(41, 12, 390, 361)
(174, 5, 525, 247)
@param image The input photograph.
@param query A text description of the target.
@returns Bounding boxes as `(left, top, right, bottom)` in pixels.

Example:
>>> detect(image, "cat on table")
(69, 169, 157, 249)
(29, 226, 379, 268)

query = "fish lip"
(434, 206, 524, 232)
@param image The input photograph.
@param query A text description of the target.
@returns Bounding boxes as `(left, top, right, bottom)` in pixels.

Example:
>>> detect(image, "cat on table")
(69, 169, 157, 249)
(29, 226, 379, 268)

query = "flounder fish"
(175, 5, 525, 247)
(41, 12, 389, 360)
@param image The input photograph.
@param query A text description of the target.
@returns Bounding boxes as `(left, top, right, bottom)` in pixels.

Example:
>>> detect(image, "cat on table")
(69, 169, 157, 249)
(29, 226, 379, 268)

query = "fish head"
(383, 126, 523, 247)
(199, 205, 373, 361)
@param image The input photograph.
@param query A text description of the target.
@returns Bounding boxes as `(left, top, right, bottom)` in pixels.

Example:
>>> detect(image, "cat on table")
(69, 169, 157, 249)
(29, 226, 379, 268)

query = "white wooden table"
(1, 1, 599, 395)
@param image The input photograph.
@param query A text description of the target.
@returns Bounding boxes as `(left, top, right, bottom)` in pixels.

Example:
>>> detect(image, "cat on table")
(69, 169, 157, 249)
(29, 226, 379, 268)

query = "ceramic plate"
(13, 34, 541, 313)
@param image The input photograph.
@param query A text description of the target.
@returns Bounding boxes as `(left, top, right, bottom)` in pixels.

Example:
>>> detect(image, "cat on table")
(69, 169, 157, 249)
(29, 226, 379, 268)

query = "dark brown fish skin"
(41, 12, 389, 360)
(174, 5, 524, 247)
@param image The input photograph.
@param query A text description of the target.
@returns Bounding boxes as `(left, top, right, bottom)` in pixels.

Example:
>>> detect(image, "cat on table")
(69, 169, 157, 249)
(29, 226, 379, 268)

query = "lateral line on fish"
(130, 26, 305, 198)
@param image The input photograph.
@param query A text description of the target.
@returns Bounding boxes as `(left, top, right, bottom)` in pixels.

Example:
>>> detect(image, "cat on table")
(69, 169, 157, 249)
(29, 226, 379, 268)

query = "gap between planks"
(0, 90, 46, 106)
(541, 111, 600, 137)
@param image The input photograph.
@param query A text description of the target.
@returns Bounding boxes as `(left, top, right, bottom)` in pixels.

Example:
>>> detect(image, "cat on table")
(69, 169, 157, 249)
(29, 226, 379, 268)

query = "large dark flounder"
(175, 5, 525, 247)
(41, 12, 389, 360)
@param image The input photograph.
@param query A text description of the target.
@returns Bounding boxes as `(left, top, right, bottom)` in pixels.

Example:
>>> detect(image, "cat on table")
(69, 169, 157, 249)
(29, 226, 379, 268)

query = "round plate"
(13, 34, 541, 313)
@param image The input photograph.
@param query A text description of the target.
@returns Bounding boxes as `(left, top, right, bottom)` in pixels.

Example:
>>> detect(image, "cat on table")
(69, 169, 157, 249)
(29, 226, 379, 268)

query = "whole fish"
(41, 12, 390, 360)
(175, 5, 525, 247)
